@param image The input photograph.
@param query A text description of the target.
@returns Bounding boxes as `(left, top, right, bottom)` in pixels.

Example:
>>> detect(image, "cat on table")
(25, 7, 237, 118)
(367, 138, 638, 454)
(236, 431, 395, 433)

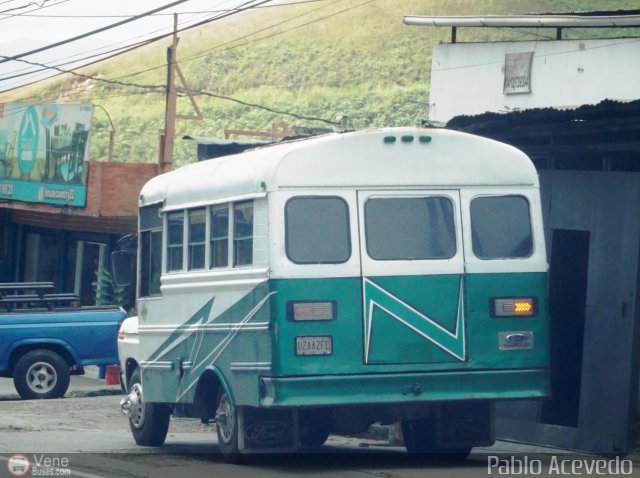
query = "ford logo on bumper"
(499, 331, 534, 350)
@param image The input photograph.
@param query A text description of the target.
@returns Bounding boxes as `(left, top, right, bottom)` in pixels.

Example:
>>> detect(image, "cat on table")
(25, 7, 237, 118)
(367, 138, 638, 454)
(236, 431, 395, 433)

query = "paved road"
(1, 377, 638, 478)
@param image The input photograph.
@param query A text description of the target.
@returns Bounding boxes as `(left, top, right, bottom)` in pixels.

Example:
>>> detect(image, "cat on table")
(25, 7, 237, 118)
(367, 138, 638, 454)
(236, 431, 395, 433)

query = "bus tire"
(127, 368, 170, 447)
(299, 409, 331, 448)
(215, 388, 242, 463)
(13, 349, 70, 400)
(401, 417, 471, 459)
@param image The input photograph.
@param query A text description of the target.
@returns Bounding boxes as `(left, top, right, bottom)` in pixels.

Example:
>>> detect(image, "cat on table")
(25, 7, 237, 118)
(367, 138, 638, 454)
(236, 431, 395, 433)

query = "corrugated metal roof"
(446, 98, 640, 129)
(182, 135, 270, 146)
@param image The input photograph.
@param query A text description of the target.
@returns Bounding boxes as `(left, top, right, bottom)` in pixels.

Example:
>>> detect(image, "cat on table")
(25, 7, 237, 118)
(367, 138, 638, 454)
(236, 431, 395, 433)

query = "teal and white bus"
(118, 127, 550, 460)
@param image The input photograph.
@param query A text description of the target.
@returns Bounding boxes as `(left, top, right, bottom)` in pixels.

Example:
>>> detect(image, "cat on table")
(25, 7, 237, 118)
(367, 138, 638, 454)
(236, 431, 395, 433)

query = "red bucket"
(105, 365, 121, 386)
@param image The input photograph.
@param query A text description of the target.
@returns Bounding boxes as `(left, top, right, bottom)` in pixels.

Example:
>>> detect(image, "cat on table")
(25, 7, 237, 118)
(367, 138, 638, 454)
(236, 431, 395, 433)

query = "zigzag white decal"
(363, 277, 466, 363)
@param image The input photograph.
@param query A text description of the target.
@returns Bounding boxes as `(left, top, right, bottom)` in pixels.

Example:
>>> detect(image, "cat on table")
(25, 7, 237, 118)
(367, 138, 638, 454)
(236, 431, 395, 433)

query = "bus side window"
(139, 204, 162, 297)
(167, 211, 184, 271)
(188, 208, 206, 270)
(470, 195, 533, 259)
(233, 201, 253, 267)
(210, 204, 229, 268)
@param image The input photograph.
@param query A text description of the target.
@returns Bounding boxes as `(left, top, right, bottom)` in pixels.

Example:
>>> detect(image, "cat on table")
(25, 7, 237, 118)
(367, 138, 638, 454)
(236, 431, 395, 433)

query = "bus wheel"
(299, 409, 331, 448)
(125, 368, 170, 447)
(401, 417, 471, 459)
(215, 388, 241, 463)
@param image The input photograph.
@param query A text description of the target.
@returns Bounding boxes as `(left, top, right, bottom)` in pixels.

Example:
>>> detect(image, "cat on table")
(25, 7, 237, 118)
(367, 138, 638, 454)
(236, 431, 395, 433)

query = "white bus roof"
(139, 127, 538, 209)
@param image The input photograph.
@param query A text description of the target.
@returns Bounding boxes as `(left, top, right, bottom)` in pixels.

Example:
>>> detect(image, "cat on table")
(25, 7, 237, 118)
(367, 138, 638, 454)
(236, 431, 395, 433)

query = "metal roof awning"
(404, 11, 640, 41)
(404, 14, 640, 28)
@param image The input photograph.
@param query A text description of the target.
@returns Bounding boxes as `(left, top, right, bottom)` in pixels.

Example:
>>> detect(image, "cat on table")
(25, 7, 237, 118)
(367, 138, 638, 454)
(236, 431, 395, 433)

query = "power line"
(0, 0, 375, 126)
(178, 0, 346, 62)
(0, 10, 216, 83)
(0, 0, 273, 89)
(0, 2, 241, 82)
(107, 0, 351, 83)
(0, 37, 160, 83)
(0, 0, 330, 17)
(0, 0, 54, 14)
(0, 0, 188, 64)
(186, 0, 375, 63)
(0, 0, 277, 96)
(0, 0, 69, 21)
(187, 87, 338, 125)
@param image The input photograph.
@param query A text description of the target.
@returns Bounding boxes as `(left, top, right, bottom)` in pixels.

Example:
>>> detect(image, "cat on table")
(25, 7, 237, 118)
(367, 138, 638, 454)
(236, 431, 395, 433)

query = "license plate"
(295, 336, 332, 356)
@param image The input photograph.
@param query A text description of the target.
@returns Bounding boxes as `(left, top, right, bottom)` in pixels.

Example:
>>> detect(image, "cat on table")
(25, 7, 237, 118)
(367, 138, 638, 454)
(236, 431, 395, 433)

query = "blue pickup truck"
(0, 282, 124, 400)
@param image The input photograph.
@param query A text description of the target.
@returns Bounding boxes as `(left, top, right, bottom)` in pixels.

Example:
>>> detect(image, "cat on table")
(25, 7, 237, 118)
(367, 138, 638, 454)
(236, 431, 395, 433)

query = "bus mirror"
(111, 251, 133, 287)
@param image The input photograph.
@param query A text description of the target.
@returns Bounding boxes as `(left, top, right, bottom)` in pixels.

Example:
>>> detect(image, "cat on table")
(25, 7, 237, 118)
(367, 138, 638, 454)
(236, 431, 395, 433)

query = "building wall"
(88, 161, 157, 218)
(497, 170, 640, 453)
(429, 38, 640, 122)
(1, 161, 157, 234)
(427, 34, 640, 453)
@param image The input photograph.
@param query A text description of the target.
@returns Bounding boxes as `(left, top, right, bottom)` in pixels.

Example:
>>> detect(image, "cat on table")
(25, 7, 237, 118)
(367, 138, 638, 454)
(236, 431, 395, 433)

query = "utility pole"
(158, 14, 203, 174)
(159, 13, 179, 174)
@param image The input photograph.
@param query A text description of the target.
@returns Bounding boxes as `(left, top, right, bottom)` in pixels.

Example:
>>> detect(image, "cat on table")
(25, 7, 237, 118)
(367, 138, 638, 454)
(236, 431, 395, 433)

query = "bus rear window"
(286, 197, 351, 264)
(470, 196, 533, 259)
(365, 197, 456, 261)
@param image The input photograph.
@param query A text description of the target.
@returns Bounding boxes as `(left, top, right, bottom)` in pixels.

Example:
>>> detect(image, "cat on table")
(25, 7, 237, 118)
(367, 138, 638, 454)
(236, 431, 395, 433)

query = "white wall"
(429, 38, 640, 123)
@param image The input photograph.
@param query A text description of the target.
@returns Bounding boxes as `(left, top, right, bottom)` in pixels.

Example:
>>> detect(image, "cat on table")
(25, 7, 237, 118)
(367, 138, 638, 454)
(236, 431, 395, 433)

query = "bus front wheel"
(125, 368, 170, 447)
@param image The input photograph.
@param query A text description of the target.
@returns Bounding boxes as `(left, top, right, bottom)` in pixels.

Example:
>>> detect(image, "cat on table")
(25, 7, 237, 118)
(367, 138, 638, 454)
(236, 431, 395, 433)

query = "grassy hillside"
(2, 0, 639, 167)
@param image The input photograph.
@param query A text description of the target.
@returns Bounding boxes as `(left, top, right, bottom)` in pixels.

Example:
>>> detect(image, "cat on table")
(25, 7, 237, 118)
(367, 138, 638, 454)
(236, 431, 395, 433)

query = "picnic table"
(0, 282, 80, 312)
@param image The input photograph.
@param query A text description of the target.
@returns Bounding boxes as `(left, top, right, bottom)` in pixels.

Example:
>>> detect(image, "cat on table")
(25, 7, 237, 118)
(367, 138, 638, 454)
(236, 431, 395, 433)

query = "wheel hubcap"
(127, 383, 145, 429)
(26, 362, 57, 393)
(215, 393, 235, 444)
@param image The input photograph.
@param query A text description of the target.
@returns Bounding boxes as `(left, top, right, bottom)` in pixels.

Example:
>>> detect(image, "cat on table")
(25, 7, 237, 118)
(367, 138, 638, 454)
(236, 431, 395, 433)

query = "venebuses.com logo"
(7, 455, 30, 477)
(5, 454, 71, 476)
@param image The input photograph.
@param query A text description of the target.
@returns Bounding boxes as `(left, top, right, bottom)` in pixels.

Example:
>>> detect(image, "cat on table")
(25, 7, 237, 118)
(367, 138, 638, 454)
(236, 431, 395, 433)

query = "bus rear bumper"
(260, 368, 549, 407)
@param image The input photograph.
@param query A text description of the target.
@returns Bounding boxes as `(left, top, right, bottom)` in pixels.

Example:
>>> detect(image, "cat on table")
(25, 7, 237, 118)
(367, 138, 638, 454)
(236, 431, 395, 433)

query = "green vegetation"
(3, 0, 639, 167)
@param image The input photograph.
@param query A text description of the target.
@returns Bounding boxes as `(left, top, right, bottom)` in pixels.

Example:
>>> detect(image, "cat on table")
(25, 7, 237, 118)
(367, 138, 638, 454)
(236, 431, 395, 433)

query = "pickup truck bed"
(0, 305, 125, 399)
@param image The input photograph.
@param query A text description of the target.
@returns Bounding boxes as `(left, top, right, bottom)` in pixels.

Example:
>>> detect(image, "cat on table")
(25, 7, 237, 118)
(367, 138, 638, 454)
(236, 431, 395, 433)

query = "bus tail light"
(287, 301, 336, 321)
(491, 297, 537, 318)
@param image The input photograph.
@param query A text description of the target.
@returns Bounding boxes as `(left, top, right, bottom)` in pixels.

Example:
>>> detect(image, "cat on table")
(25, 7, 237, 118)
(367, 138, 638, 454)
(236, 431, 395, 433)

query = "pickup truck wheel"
(126, 368, 170, 447)
(13, 349, 70, 400)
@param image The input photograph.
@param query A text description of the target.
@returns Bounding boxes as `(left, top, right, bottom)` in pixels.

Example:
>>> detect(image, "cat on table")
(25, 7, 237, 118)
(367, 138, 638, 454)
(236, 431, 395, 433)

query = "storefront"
(0, 147, 157, 305)
(0, 102, 158, 305)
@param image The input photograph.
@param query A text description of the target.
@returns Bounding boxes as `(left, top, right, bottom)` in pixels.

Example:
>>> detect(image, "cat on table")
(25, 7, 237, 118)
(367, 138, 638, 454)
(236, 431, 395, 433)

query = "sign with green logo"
(0, 103, 93, 206)
(16, 106, 39, 174)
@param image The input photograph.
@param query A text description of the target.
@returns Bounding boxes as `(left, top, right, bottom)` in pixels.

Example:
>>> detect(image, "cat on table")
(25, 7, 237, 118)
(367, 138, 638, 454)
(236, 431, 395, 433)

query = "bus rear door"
(357, 190, 467, 366)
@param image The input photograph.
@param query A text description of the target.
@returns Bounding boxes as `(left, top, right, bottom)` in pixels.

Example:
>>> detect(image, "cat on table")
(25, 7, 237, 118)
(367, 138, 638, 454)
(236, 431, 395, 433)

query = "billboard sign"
(0, 103, 93, 206)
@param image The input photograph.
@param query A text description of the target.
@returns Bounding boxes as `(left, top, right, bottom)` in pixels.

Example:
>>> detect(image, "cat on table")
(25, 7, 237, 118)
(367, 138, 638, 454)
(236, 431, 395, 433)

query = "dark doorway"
(542, 229, 590, 427)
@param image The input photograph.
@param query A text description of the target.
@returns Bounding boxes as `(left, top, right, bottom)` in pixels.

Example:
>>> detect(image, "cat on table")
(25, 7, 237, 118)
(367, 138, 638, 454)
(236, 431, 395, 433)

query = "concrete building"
(406, 11, 640, 453)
